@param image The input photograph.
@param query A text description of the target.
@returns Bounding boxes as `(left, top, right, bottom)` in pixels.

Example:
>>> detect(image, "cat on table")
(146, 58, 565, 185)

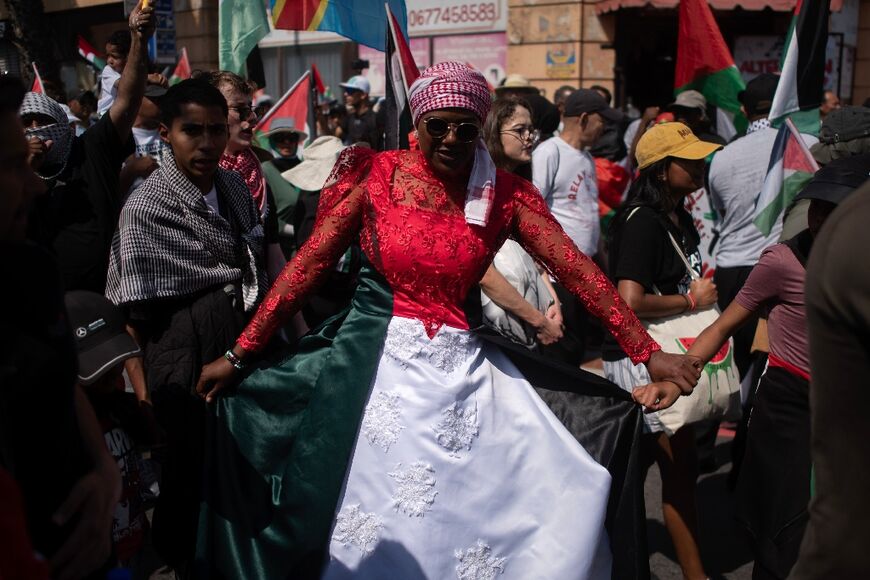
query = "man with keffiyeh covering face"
(23, 1, 154, 295)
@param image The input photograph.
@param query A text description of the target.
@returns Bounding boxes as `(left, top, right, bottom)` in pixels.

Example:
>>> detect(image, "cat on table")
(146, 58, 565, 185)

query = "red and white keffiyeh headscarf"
(409, 62, 496, 227)
(220, 148, 267, 217)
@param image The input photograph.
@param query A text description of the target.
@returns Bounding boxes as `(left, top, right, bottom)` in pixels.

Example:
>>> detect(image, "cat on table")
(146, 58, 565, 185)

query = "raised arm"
(197, 148, 371, 401)
(510, 178, 701, 390)
(108, 1, 153, 143)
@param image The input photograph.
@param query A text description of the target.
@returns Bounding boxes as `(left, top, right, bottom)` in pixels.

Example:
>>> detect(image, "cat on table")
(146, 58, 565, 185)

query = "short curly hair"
(192, 70, 253, 96)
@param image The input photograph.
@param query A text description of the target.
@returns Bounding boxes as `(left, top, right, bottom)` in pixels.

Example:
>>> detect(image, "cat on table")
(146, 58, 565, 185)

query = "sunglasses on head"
(422, 117, 481, 144)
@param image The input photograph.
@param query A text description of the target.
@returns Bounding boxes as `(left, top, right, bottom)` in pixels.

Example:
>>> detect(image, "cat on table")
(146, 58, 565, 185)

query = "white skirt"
(322, 317, 613, 579)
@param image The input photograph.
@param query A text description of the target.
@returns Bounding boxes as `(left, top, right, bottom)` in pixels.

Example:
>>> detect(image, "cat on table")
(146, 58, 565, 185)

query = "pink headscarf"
(408, 62, 492, 125)
(408, 62, 496, 227)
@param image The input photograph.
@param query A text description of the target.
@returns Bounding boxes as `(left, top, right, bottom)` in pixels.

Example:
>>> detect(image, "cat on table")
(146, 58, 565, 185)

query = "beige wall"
(856, 0, 870, 105)
(507, 0, 616, 99)
(174, 0, 219, 72)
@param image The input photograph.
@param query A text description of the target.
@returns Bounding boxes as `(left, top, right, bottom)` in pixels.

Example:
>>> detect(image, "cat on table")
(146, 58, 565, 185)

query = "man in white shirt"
(532, 88, 620, 363)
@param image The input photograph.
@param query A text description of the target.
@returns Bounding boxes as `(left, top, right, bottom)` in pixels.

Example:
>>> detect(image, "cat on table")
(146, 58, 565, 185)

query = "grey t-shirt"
(707, 127, 817, 268)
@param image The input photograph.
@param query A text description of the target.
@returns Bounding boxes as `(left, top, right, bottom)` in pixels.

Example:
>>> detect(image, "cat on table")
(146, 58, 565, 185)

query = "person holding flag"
(23, 0, 154, 294)
(707, 74, 818, 381)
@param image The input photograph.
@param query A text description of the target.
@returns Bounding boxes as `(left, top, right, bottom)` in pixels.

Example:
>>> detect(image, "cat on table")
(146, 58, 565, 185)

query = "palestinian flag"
(254, 71, 312, 148)
(77, 36, 106, 71)
(30, 63, 44, 94)
(384, 3, 419, 150)
(674, 0, 746, 134)
(753, 118, 819, 235)
(169, 47, 191, 86)
(768, 0, 830, 135)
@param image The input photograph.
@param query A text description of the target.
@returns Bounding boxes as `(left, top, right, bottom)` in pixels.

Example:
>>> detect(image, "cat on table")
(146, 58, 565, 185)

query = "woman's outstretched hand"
(646, 350, 702, 394)
(196, 356, 239, 403)
(632, 381, 683, 413)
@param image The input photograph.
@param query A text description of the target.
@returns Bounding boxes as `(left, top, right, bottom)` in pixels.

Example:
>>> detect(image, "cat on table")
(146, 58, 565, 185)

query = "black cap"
(819, 106, 870, 144)
(563, 89, 622, 122)
(794, 153, 870, 205)
(64, 291, 141, 385)
(738, 73, 779, 117)
(144, 84, 168, 101)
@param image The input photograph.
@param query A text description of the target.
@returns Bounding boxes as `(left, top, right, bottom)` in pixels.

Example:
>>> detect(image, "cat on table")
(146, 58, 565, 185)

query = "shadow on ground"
(645, 437, 754, 580)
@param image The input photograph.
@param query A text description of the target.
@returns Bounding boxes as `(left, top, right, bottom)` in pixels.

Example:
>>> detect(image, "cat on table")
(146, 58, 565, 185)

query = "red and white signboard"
(432, 33, 507, 88)
(407, 0, 507, 37)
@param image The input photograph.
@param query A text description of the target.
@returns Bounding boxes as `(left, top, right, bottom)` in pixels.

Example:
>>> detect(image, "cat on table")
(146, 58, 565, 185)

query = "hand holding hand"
(646, 350, 702, 394)
(535, 314, 564, 345)
(689, 277, 718, 309)
(196, 356, 239, 404)
(632, 381, 683, 412)
(545, 303, 563, 328)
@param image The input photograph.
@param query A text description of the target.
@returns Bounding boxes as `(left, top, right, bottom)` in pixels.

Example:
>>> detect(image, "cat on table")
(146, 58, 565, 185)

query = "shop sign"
(545, 44, 576, 79)
(358, 39, 432, 97)
(733, 34, 854, 99)
(407, 0, 507, 37)
(432, 33, 506, 87)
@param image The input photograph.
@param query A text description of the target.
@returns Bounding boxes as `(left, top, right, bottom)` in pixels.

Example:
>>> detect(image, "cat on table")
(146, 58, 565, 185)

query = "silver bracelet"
(224, 349, 246, 371)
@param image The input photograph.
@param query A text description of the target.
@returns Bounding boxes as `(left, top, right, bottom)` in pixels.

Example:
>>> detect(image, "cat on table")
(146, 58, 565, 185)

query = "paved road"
(645, 435, 754, 580)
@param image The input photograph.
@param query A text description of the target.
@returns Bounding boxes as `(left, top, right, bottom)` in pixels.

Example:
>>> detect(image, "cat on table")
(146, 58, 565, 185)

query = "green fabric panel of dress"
(196, 258, 393, 579)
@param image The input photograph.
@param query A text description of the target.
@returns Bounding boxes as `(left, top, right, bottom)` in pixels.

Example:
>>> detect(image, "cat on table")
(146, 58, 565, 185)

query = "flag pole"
(308, 65, 319, 144)
(256, 70, 311, 130)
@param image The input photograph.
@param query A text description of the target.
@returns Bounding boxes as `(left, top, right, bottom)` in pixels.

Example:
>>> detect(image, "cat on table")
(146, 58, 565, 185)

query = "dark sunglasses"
(271, 132, 300, 143)
(422, 117, 481, 143)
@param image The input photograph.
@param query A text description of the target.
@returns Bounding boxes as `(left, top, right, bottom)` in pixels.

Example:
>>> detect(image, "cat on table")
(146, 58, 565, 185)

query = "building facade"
(0, 0, 866, 107)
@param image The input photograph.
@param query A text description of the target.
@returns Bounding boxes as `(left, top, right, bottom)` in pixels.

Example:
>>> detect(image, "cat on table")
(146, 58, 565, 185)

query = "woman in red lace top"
(194, 63, 701, 579)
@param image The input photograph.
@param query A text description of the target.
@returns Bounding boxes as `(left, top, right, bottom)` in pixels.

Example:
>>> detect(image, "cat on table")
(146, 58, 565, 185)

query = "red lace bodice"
(238, 148, 659, 365)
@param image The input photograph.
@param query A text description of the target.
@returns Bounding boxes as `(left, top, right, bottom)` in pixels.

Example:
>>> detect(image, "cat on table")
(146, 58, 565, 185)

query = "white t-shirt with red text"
(532, 136, 600, 257)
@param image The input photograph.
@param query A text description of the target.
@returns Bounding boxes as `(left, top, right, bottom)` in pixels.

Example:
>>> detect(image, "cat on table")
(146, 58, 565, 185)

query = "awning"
(594, 0, 841, 15)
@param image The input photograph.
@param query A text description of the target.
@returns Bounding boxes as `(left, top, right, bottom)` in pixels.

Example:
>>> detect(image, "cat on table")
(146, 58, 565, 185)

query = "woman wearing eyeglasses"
(478, 97, 564, 349)
(195, 63, 701, 579)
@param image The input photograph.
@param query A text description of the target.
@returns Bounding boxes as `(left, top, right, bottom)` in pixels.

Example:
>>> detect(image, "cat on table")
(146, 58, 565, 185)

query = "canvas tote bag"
(629, 208, 741, 435)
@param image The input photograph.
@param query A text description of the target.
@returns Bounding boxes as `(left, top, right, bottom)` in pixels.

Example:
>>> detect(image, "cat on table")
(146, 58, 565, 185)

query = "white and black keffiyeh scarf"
(20, 92, 74, 181)
(106, 149, 266, 311)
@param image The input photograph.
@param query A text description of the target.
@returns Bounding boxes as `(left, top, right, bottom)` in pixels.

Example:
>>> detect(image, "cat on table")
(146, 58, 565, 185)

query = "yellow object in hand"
(141, 0, 149, 8)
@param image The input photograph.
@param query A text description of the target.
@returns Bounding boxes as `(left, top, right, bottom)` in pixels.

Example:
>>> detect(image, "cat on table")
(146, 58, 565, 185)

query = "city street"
(645, 433, 753, 580)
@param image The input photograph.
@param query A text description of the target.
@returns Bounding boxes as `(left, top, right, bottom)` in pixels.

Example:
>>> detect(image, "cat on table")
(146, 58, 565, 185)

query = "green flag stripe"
(754, 171, 813, 235)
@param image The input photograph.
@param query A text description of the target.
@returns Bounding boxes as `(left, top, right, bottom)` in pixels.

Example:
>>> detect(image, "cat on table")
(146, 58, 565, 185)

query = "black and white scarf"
(106, 150, 266, 311)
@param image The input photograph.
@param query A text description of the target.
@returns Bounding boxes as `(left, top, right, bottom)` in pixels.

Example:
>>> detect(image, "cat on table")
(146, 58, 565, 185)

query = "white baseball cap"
(340, 75, 371, 94)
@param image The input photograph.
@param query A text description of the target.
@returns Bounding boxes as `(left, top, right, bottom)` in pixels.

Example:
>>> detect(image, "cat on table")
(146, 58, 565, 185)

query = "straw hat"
(281, 136, 345, 191)
(495, 74, 538, 94)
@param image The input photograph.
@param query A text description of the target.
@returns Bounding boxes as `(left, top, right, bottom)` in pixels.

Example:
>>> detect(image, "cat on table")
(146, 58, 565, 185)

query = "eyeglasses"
(501, 125, 541, 144)
(422, 117, 481, 143)
(229, 104, 257, 121)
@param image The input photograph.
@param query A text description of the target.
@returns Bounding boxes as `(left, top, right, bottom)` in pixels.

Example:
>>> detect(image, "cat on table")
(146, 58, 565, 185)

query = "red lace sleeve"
(237, 147, 373, 353)
(509, 176, 660, 365)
